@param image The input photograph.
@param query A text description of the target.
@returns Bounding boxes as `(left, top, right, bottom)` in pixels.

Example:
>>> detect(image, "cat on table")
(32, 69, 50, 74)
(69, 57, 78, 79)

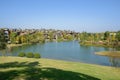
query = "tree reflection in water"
(109, 57, 120, 67)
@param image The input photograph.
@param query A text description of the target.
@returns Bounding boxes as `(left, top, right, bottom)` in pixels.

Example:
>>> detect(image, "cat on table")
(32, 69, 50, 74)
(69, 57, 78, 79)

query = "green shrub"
(34, 53, 41, 58)
(26, 52, 33, 58)
(18, 52, 25, 57)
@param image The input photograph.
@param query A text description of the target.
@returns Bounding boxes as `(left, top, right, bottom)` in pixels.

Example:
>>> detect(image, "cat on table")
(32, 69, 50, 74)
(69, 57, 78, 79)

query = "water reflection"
(0, 47, 13, 56)
(0, 49, 6, 56)
(109, 57, 120, 67)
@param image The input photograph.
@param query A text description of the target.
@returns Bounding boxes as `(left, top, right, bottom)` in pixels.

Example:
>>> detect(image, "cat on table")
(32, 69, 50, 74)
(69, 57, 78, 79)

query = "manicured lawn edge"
(0, 56, 120, 80)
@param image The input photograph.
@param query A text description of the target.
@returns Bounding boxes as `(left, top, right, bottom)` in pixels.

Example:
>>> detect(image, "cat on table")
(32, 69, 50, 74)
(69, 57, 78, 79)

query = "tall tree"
(104, 31, 110, 40)
(116, 31, 120, 41)
(10, 32, 17, 43)
(0, 29, 6, 49)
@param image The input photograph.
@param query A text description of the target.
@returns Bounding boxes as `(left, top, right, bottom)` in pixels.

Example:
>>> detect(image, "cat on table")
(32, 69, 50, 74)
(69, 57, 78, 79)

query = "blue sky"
(0, 0, 120, 32)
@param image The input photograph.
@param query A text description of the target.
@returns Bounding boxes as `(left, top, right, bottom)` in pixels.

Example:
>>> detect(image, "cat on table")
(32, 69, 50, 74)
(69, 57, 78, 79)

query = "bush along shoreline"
(18, 52, 41, 59)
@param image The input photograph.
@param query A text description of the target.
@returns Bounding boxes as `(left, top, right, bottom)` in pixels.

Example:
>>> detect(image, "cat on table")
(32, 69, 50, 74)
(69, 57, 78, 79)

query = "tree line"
(0, 28, 120, 50)
(79, 31, 120, 48)
(9, 30, 76, 44)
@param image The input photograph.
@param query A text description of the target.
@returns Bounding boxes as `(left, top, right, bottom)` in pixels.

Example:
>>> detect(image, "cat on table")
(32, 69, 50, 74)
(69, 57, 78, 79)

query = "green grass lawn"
(0, 57, 120, 80)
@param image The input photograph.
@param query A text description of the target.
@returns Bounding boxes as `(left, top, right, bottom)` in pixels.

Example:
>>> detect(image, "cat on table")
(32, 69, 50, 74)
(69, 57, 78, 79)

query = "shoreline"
(0, 55, 120, 67)
(7, 43, 32, 48)
(79, 41, 120, 48)
(0, 56, 114, 67)
(95, 51, 120, 57)
(0, 56, 120, 80)
(6, 40, 74, 48)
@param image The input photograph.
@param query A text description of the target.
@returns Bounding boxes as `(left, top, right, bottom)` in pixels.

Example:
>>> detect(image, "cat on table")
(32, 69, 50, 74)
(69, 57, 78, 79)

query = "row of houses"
(1, 28, 79, 43)
(0, 28, 36, 43)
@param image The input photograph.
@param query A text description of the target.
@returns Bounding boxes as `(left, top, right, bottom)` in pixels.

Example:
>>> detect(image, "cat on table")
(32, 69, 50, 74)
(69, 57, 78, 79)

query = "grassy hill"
(0, 56, 120, 80)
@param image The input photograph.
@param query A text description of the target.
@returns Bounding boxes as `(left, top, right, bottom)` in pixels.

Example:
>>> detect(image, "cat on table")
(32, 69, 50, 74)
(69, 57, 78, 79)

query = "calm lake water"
(1, 41, 120, 67)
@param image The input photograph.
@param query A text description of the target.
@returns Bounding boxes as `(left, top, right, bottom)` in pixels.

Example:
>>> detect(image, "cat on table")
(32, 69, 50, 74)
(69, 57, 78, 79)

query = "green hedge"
(18, 52, 25, 57)
(26, 52, 34, 58)
(34, 53, 41, 58)
(18, 52, 41, 59)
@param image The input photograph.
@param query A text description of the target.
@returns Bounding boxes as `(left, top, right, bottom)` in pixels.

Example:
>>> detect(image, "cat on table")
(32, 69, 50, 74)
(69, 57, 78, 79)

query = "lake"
(0, 41, 120, 67)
